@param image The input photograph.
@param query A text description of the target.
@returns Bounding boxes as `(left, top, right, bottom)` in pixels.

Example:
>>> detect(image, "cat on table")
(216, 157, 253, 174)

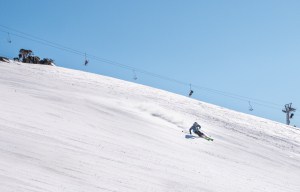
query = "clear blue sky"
(1, 0, 299, 125)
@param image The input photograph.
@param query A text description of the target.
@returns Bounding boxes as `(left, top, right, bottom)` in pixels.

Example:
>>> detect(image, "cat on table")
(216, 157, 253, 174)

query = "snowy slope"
(0, 61, 299, 192)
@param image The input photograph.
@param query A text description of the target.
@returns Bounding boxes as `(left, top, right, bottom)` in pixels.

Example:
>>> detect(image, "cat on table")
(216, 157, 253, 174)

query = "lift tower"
(282, 103, 296, 125)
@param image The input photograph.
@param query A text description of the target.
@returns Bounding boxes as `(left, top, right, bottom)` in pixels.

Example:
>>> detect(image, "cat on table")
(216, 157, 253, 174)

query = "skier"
(189, 122, 203, 137)
(189, 122, 213, 141)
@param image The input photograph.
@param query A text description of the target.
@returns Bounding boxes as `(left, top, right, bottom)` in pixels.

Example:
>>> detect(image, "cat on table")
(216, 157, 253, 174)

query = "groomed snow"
(0, 61, 299, 192)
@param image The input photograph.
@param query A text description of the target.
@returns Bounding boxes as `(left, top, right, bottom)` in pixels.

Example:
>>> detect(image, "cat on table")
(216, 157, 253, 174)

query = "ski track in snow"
(0, 61, 299, 192)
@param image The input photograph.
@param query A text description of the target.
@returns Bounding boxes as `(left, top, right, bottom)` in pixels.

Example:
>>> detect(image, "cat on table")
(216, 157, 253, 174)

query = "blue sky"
(1, 0, 299, 125)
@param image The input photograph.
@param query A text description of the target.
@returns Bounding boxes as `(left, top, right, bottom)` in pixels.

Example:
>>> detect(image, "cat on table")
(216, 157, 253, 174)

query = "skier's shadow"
(185, 134, 197, 139)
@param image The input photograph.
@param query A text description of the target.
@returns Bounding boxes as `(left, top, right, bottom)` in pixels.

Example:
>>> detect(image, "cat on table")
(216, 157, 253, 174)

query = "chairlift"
(133, 70, 137, 80)
(7, 33, 12, 43)
(188, 84, 194, 97)
(84, 53, 89, 66)
(290, 113, 294, 119)
(248, 101, 254, 111)
(84, 59, 89, 66)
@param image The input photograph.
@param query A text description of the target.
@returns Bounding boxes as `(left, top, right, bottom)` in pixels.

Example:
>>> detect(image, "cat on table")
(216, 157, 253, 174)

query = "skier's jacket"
(189, 122, 201, 134)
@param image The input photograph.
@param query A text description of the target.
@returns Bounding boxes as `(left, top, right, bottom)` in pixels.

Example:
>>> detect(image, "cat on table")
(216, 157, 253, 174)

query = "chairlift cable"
(0, 25, 286, 112)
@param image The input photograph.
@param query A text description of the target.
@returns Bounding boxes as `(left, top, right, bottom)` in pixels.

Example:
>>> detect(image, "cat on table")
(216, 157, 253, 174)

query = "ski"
(203, 136, 214, 141)
(183, 131, 214, 141)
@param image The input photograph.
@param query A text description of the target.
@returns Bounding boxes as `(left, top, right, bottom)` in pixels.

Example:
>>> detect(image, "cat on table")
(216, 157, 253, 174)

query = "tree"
(19, 49, 33, 62)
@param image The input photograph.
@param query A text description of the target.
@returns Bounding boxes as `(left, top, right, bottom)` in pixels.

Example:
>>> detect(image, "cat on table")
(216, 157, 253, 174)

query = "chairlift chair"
(84, 59, 89, 66)
(7, 33, 12, 43)
(248, 101, 254, 111)
(188, 84, 194, 97)
(189, 90, 194, 97)
(133, 70, 138, 80)
(84, 53, 89, 66)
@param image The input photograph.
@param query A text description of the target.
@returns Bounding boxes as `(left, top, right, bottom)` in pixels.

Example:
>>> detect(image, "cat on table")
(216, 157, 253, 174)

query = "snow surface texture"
(0, 61, 299, 192)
